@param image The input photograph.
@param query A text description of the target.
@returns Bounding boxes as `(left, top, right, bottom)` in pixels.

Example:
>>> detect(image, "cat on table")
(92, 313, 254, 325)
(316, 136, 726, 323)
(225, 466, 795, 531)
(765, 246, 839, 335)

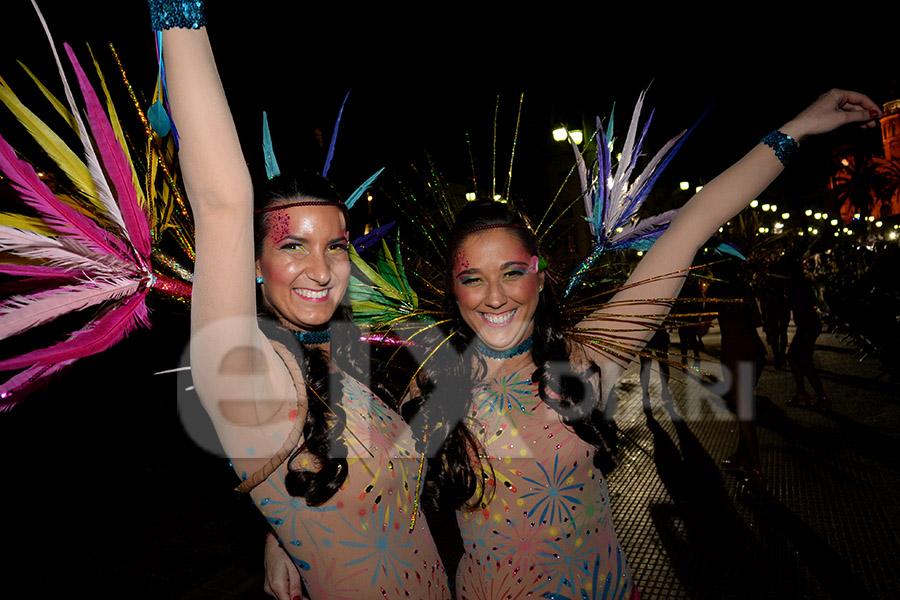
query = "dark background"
(0, 1, 895, 597)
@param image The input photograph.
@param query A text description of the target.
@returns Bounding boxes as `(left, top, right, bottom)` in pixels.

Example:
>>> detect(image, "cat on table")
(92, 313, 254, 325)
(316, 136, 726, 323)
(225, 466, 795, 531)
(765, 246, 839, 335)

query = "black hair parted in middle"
(252, 170, 348, 258)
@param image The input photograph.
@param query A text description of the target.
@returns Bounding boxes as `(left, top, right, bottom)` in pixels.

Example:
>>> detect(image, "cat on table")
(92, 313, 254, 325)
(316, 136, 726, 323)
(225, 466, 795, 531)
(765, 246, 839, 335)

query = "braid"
(283, 345, 349, 506)
(402, 317, 493, 512)
(261, 305, 396, 507)
(530, 285, 619, 475)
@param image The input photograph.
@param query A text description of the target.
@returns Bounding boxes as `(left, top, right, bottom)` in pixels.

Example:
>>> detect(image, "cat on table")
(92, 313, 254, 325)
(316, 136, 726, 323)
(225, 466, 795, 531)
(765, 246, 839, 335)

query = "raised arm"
(582, 89, 881, 394)
(156, 8, 295, 431)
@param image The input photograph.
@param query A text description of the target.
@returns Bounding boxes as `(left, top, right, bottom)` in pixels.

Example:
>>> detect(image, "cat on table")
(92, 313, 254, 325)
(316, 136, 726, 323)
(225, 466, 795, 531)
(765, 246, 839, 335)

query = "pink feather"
(65, 44, 151, 259)
(0, 263, 73, 278)
(0, 360, 74, 412)
(0, 132, 128, 259)
(0, 292, 148, 372)
(0, 276, 142, 339)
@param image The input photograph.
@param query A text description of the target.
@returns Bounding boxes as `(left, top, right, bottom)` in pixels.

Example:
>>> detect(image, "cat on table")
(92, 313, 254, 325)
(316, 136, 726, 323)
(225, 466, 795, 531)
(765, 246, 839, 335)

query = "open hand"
(781, 89, 882, 142)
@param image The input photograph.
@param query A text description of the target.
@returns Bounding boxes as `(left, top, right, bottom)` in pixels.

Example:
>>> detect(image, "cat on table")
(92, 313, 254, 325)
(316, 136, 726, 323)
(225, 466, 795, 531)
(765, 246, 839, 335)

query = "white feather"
(28, 0, 129, 237)
(0, 225, 137, 276)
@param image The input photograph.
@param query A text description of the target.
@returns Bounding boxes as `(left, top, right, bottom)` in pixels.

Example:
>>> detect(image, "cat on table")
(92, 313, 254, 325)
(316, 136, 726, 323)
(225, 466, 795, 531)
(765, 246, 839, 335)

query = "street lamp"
(552, 127, 583, 145)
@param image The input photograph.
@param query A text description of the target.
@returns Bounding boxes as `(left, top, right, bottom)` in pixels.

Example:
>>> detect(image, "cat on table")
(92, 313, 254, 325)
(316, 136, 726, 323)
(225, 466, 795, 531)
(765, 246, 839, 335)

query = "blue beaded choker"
(475, 335, 533, 360)
(294, 329, 331, 346)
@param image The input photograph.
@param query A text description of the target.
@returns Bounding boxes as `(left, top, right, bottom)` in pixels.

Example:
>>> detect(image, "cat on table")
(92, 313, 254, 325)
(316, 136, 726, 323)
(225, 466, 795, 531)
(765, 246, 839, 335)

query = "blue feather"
(351, 220, 396, 252)
(713, 242, 747, 260)
(345, 167, 384, 210)
(322, 90, 350, 178)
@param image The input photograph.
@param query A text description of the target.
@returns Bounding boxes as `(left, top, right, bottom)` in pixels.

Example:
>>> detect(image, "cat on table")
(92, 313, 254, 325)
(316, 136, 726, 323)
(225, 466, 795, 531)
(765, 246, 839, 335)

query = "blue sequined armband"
(148, 0, 207, 30)
(761, 130, 799, 167)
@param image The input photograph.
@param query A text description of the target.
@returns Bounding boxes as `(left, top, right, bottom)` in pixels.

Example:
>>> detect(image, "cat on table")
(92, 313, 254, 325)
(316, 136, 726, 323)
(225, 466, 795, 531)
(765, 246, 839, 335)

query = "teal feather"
(345, 167, 384, 210)
(713, 242, 747, 260)
(262, 111, 280, 180)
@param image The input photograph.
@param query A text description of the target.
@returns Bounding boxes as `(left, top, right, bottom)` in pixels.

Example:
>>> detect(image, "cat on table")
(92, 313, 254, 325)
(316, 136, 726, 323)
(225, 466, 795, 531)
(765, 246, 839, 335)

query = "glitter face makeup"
(256, 203, 350, 330)
(268, 211, 292, 245)
(452, 229, 544, 353)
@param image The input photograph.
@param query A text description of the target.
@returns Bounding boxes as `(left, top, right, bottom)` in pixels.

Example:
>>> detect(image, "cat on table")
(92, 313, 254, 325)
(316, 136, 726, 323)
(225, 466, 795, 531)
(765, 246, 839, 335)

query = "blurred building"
(835, 97, 900, 223)
(882, 99, 900, 161)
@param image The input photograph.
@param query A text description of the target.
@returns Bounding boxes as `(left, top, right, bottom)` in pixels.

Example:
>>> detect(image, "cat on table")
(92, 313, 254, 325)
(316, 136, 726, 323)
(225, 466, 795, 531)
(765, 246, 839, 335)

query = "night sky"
(2, 2, 895, 191)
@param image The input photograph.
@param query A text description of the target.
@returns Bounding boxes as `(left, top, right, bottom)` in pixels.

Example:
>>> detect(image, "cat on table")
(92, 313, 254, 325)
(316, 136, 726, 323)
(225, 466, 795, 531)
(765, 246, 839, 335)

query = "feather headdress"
(0, 1, 193, 408)
(563, 89, 701, 297)
(261, 95, 385, 209)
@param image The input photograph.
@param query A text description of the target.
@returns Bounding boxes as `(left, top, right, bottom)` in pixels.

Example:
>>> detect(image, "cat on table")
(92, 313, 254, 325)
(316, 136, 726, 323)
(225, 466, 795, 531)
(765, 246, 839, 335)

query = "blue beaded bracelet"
(761, 130, 798, 167)
(148, 0, 207, 31)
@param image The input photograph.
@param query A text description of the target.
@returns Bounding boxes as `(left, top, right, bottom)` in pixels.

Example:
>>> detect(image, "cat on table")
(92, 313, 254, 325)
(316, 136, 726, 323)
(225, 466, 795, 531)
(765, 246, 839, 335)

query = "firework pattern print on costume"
(456, 367, 635, 600)
(231, 349, 450, 600)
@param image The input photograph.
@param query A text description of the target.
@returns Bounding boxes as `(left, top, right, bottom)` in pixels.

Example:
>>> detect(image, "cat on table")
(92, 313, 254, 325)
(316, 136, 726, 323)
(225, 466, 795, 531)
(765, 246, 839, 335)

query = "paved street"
(609, 326, 900, 599)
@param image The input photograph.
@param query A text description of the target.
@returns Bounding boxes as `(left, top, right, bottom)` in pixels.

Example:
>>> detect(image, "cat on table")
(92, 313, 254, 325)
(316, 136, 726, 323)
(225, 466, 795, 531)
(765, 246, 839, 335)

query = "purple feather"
(594, 118, 610, 234)
(351, 220, 396, 252)
(322, 90, 350, 178)
(631, 109, 707, 210)
(610, 209, 679, 249)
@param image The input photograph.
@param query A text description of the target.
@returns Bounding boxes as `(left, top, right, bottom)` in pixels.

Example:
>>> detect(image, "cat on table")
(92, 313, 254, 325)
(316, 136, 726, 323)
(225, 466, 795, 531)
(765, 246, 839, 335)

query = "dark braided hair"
(405, 200, 617, 512)
(254, 172, 396, 506)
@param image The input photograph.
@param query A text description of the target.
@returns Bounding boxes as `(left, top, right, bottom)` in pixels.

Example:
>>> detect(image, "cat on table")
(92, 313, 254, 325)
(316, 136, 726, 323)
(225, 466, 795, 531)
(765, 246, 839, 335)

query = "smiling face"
(452, 228, 544, 352)
(255, 202, 350, 330)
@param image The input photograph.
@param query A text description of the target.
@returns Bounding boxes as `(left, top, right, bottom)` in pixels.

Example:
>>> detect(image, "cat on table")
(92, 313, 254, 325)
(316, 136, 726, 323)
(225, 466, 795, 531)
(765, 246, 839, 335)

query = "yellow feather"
(0, 81, 99, 205)
(0, 212, 57, 236)
(17, 61, 79, 132)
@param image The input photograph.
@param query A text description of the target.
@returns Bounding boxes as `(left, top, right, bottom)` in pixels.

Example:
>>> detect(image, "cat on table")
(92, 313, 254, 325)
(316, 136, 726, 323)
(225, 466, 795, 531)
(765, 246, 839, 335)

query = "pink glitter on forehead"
(452, 244, 471, 271)
(268, 211, 291, 242)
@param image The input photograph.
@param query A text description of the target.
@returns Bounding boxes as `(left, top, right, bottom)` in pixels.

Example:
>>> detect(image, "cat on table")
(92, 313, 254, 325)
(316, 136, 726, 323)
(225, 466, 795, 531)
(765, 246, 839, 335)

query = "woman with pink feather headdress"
(147, 1, 453, 599)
